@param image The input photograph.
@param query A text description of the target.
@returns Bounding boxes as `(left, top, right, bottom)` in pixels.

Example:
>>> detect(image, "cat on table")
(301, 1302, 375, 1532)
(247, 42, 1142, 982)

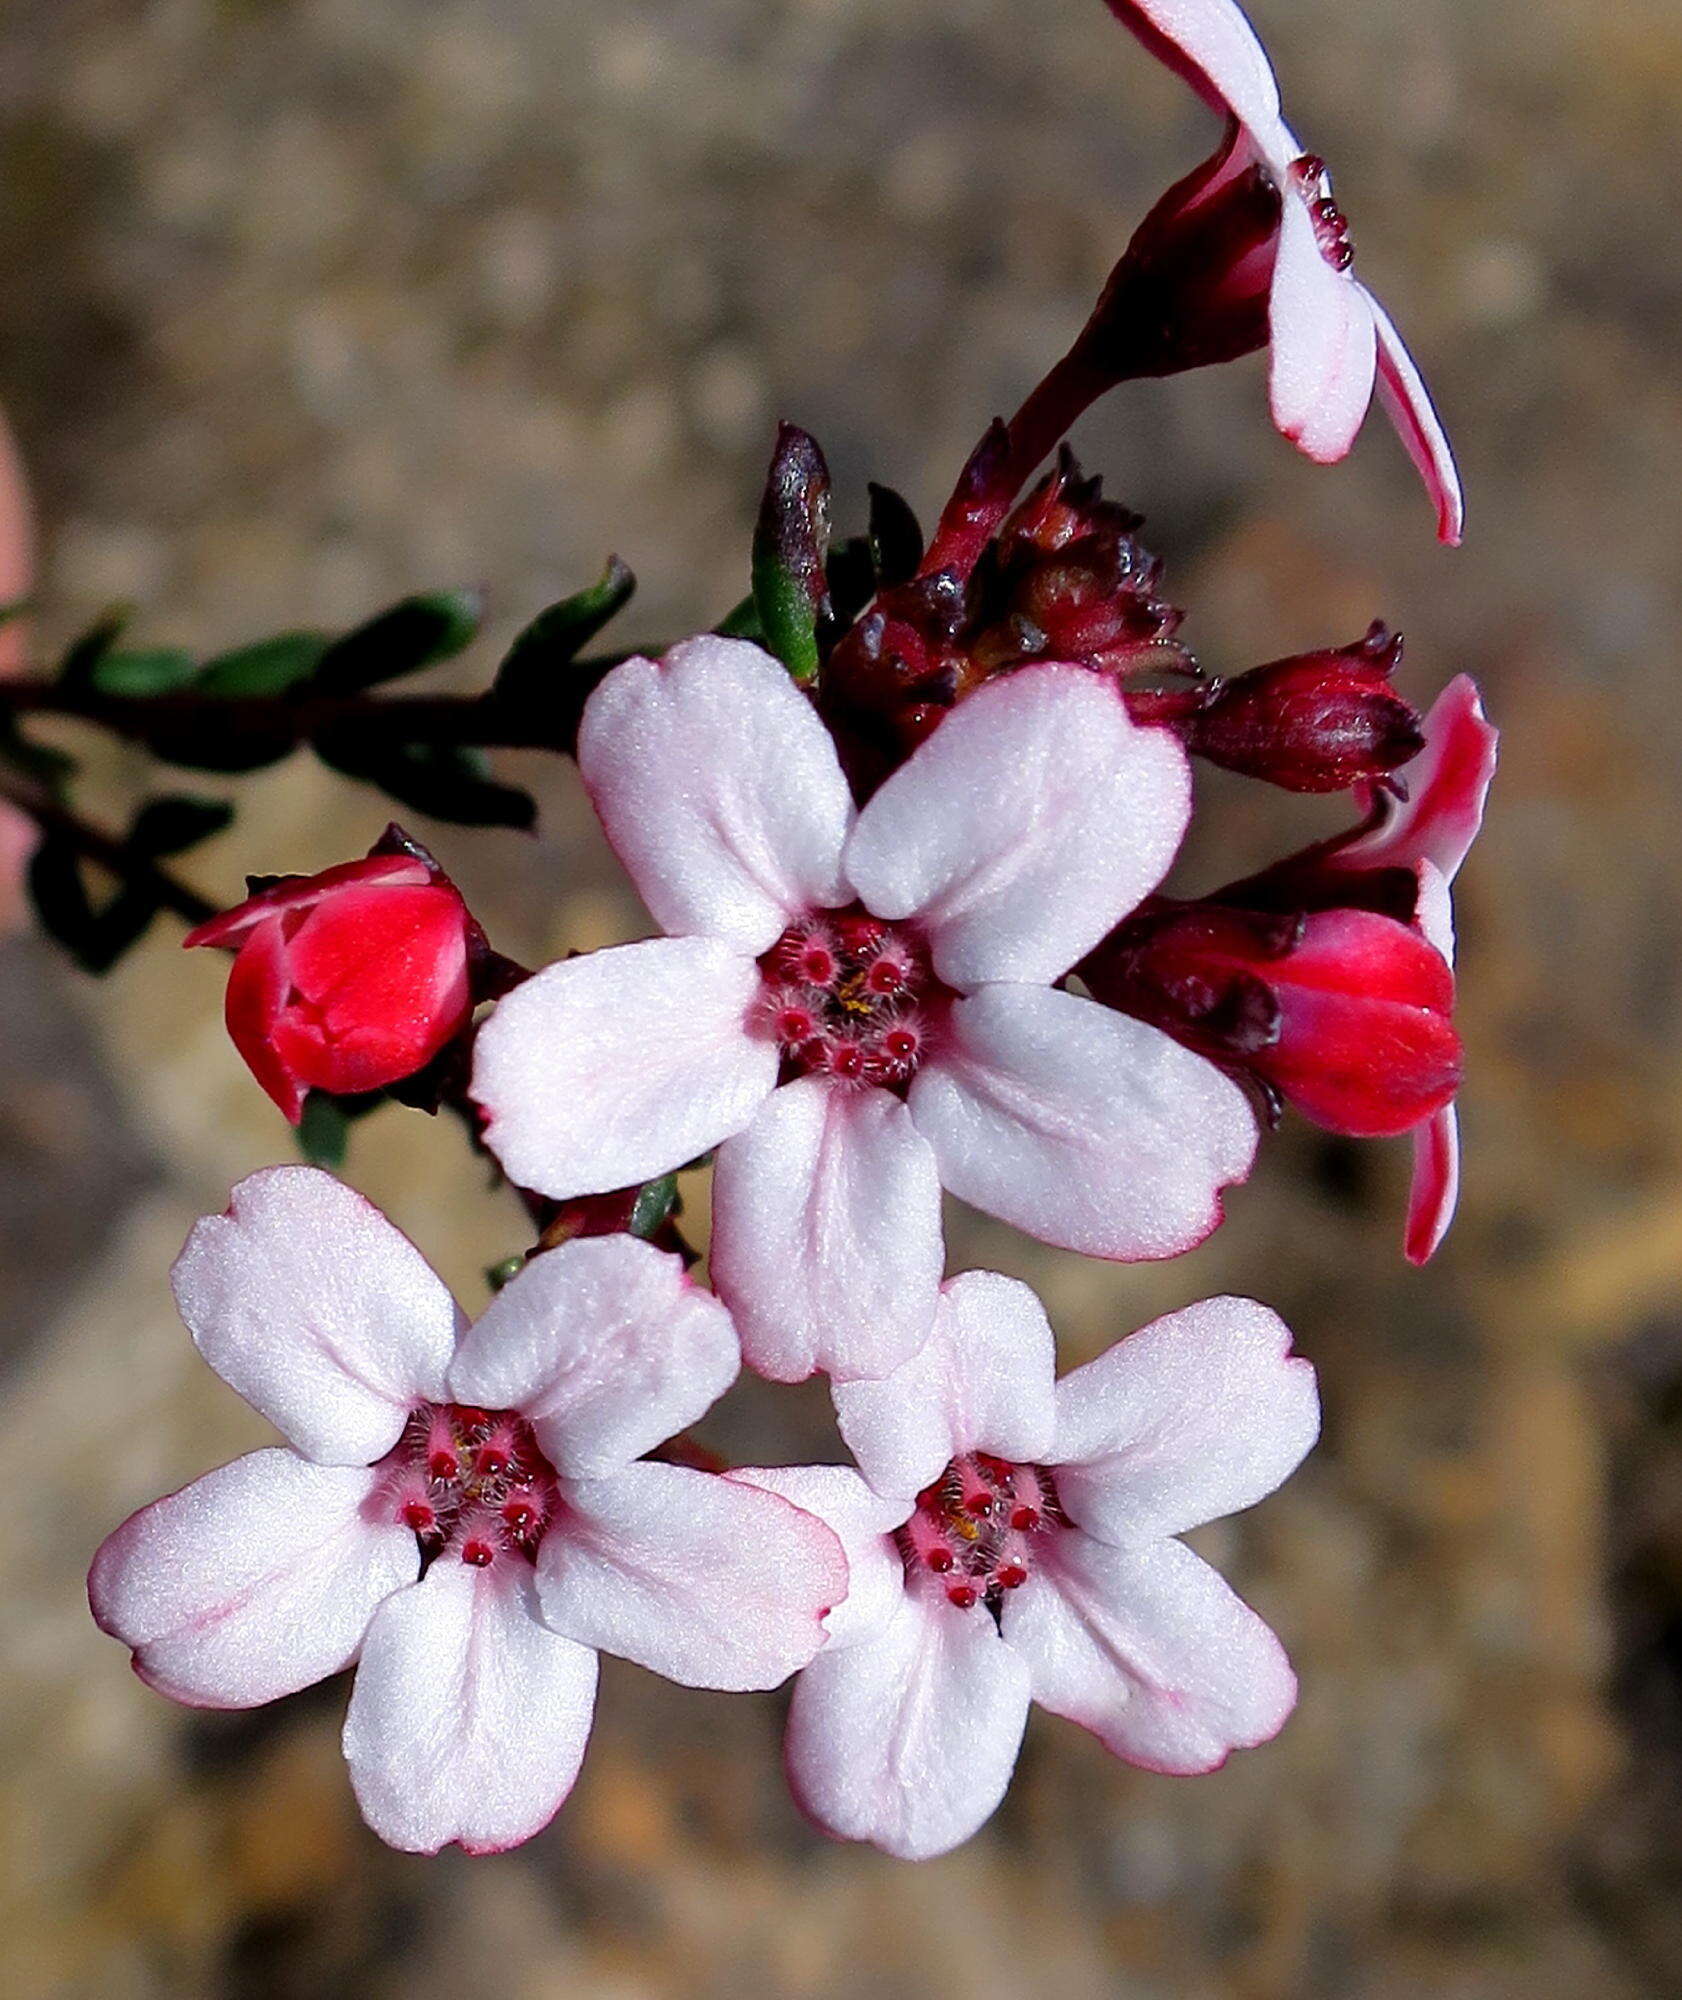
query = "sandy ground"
(3, 2, 1682, 1995)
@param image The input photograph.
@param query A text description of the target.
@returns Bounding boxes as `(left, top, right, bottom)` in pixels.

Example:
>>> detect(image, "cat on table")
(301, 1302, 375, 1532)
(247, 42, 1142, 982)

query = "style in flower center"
(379, 1402, 560, 1570)
(756, 910, 951, 1090)
(894, 1452, 1065, 1611)
(1290, 153, 1356, 272)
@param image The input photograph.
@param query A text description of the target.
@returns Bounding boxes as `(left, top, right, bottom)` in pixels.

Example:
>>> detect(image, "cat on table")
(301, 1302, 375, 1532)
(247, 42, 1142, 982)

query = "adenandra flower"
(185, 852, 476, 1122)
(735, 1272, 1318, 1860)
(1103, 0, 1464, 543)
(88, 1167, 845, 1855)
(1333, 676, 1497, 1260)
(472, 637, 1257, 1385)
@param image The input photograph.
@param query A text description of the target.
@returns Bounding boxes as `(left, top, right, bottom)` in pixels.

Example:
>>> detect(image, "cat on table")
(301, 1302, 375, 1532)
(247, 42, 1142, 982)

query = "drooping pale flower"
(88, 1167, 845, 1854)
(472, 637, 1257, 1384)
(1102, 0, 1464, 542)
(185, 851, 477, 1122)
(735, 1271, 1318, 1860)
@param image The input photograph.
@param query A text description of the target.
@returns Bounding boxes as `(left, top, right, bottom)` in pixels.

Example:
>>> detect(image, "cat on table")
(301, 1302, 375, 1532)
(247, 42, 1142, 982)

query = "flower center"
(756, 909, 950, 1089)
(893, 1452, 1064, 1611)
(1290, 154, 1356, 272)
(379, 1403, 560, 1569)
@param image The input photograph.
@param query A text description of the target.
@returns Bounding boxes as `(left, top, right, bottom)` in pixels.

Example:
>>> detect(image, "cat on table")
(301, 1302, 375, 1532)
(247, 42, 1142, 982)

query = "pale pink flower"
(0, 402, 38, 932)
(1338, 675, 1498, 1260)
(736, 1272, 1318, 1860)
(472, 638, 1256, 1384)
(89, 1167, 845, 1854)
(1106, 0, 1464, 542)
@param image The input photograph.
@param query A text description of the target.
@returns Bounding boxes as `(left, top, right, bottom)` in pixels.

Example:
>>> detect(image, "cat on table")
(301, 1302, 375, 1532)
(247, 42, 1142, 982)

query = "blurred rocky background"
(3, 0, 1680, 1994)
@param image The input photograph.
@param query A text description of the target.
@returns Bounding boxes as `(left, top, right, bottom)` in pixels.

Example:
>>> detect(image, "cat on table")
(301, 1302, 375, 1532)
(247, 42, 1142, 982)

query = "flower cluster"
(88, 0, 1497, 1860)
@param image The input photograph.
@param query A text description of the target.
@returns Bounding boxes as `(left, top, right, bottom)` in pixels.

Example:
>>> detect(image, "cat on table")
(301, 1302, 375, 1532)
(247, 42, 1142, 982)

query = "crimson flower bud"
(1138, 622, 1423, 793)
(1084, 901, 1461, 1138)
(185, 851, 474, 1122)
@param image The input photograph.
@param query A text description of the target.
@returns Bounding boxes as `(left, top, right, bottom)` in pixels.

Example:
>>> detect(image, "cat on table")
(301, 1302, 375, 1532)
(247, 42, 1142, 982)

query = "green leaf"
(128, 794, 233, 857)
(867, 481, 925, 585)
(26, 836, 156, 974)
(320, 737, 535, 829)
(627, 1172, 680, 1241)
(312, 589, 485, 695)
(751, 424, 832, 685)
(91, 648, 199, 697)
(485, 1254, 526, 1293)
(56, 609, 130, 690)
(493, 559, 635, 705)
(712, 594, 763, 640)
(195, 632, 328, 698)
(296, 1094, 350, 1168)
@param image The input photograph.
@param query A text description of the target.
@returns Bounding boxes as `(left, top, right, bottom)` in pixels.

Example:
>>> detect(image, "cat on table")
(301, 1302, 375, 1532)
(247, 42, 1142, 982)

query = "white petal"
(171, 1167, 463, 1466)
(1405, 1103, 1460, 1266)
(709, 1078, 944, 1385)
(344, 1555, 598, 1854)
(845, 664, 1190, 990)
(833, 1271, 1058, 1503)
(1343, 675, 1498, 891)
(785, 1589, 1031, 1860)
(1268, 195, 1379, 464)
(1002, 1530, 1296, 1773)
(448, 1234, 738, 1479)
(88, 1449, 416, 1708)
(1052, 1297, 1319, 1541)
(1102, 1, 1292, 165)
(472, 936, 777, 1200)
(727, 1465, 906, 1652)
(538, 1462, 846, 1690)
(1369, 289, 1465, 545)
(910, 985, 1257, 1259)
(579, 637, 854, 954)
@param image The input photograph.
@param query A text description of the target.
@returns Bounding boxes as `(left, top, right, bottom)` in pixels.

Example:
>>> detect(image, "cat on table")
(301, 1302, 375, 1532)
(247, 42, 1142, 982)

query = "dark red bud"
(1178, 624, 1423, 793)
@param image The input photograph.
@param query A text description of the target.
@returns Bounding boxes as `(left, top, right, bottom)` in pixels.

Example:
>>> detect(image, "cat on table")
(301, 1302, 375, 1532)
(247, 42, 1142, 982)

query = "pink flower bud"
(185, 850, 475, 1123)
(1086, 900, 1461, 1138)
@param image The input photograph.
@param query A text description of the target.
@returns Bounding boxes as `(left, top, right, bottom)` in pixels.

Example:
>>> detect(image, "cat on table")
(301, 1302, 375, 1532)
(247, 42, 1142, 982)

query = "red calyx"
(1084, 900, 1462, 1138)
(1142, 622, 1424, 794)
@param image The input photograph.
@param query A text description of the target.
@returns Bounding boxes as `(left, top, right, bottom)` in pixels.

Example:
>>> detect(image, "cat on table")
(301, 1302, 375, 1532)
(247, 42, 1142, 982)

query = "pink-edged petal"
(833, 1271, 1058, 1503)
(1405, 1103, 1460, 1265)
(845, 665, 1190, 991)
(1100, 0, 1292, 164)
(578, 637, 854, 955)
(1051, 1297, 1318, 1542)
(1002, 1530, 1295, 1773)
(1345, 675, 1498, 887)
(909, 985, 1257, 1260)
(88, 1449, 416, 1709)
(728, 1465, 906, 1651)
(709, 1078, 944, 1385)
(472, 936, 777, 1200)
(182, 855, 429, 951)
(171, 1167, 463, 1465)
(1368, 289, 1465, 545)
(1268, 195, 1378, 464)
(538, 1461, 846, 1691)
(343, 1554, 598, 1855)
(446, 1233, 738, 1479)
(785, 1589, 1031, 1860)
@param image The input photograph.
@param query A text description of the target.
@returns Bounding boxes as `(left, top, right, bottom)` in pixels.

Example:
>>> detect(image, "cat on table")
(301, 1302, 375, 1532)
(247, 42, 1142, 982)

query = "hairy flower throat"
(894, 1452, 1065, 1611)
(381, 1403, 560, 1569)
(757, 911, 951, 1089)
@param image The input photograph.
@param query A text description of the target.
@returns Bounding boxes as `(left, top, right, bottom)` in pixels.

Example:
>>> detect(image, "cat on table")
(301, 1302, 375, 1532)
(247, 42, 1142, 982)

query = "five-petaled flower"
(734, 1272, 1318, 1859)
(87, 1167, 845, 1854)
(186, 852, 477, 1122)
(472, 637, 1258, 1384)
(1103, 0, 1464, 542)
